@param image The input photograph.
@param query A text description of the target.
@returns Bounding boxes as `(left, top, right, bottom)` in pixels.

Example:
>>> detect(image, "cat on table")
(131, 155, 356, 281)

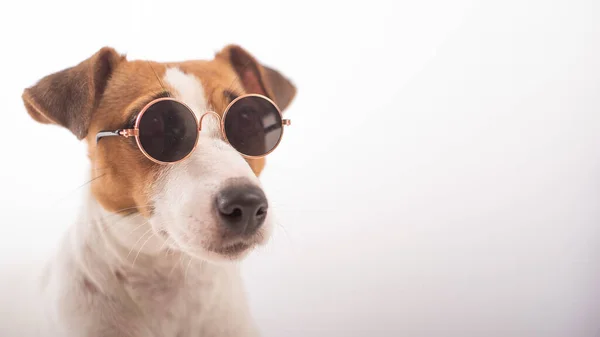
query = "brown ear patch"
(262, 65, 296, 111)
(228, 47, 270, 97)
(22, 47, 125, 139)
(217, 45, 297, 111)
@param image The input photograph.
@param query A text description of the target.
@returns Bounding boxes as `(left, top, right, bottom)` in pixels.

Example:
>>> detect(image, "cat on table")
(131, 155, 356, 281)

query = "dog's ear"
(22, 47, 124, 140)
(216, 45, 297, 111)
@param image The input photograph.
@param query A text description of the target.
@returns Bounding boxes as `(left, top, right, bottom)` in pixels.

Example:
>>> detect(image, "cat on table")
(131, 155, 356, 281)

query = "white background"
(1, 0, 599, 336)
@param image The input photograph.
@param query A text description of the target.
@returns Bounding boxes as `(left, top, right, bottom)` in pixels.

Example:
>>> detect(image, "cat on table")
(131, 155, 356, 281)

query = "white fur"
(0, 67, 270, 336)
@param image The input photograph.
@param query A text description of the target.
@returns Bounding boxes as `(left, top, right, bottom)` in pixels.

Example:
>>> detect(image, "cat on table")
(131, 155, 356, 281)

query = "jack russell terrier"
(7, 45, 296, 336)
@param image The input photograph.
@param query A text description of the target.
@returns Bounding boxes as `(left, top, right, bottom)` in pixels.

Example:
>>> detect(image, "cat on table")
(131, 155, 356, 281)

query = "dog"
(5, 45, 296, 336)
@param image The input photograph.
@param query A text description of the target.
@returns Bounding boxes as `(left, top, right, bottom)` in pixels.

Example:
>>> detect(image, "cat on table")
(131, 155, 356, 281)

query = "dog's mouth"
(213, 242, 250, 254)
(208, 240, 255, 257)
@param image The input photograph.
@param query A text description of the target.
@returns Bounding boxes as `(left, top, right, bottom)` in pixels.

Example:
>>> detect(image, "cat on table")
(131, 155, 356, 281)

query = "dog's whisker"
(111, 204, 154, 215)
(126, 227, 154, 261)
(75, 205, 154, 236)
(157, 233, 172, 252)
(51, 173, 108, 205)
(95, 205, 155, 229)
(276, 222, 292, 242)
(224, 68, 244, 96)
(77, 173, 107, 187)
(91, 214, 141, 243)
(184, 256, 194, 283)
(132, 232, 156, 268)
(146, 61, 170, 97)
(168, 256, 182, 279)
(98, 213, 144, 236)
(125, 219, 151, 238)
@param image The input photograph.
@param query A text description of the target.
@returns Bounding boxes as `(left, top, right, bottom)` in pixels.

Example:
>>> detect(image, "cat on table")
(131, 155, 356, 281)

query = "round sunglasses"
(95, 94, 291, 164)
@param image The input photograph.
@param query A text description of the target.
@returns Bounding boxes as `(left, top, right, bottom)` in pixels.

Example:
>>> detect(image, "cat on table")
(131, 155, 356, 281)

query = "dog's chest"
(119, 261, 230, 337)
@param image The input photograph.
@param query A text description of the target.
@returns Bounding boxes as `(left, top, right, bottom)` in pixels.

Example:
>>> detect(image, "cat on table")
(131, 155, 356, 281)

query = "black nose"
(215, 184, 268, 234)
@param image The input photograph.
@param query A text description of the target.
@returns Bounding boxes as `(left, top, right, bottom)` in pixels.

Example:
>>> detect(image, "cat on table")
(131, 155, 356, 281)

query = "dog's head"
(22, 46, 296, 262)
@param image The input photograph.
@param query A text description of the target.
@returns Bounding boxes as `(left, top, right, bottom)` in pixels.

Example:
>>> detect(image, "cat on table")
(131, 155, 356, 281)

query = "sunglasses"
(96, 94, 290, 164)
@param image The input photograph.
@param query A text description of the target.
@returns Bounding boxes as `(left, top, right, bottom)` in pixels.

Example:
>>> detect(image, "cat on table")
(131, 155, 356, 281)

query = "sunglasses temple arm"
(96, 130, 124, 144)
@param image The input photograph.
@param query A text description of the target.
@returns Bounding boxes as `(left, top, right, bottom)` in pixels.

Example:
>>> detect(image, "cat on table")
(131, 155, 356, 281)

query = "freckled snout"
(215, 183, 268, 235)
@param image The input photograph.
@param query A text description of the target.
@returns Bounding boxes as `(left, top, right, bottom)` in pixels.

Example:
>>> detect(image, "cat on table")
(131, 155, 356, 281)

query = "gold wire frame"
(104, 94, 290, 165)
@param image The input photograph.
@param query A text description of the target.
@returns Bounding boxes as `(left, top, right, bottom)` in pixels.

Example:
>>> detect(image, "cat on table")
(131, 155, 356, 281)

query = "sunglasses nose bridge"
(198, 111, 222, 131)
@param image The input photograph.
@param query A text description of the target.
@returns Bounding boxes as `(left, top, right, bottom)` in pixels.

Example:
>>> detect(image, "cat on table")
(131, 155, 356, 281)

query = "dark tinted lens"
(138, 100, 198, 163)
(223, 96, 283, 157)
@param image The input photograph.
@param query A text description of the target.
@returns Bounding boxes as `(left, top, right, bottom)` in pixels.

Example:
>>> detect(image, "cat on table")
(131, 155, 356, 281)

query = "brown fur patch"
(86, 60, 169, 216)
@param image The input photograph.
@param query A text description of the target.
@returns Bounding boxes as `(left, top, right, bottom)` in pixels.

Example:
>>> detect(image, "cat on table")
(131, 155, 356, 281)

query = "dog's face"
(21, 46, 296, 262)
